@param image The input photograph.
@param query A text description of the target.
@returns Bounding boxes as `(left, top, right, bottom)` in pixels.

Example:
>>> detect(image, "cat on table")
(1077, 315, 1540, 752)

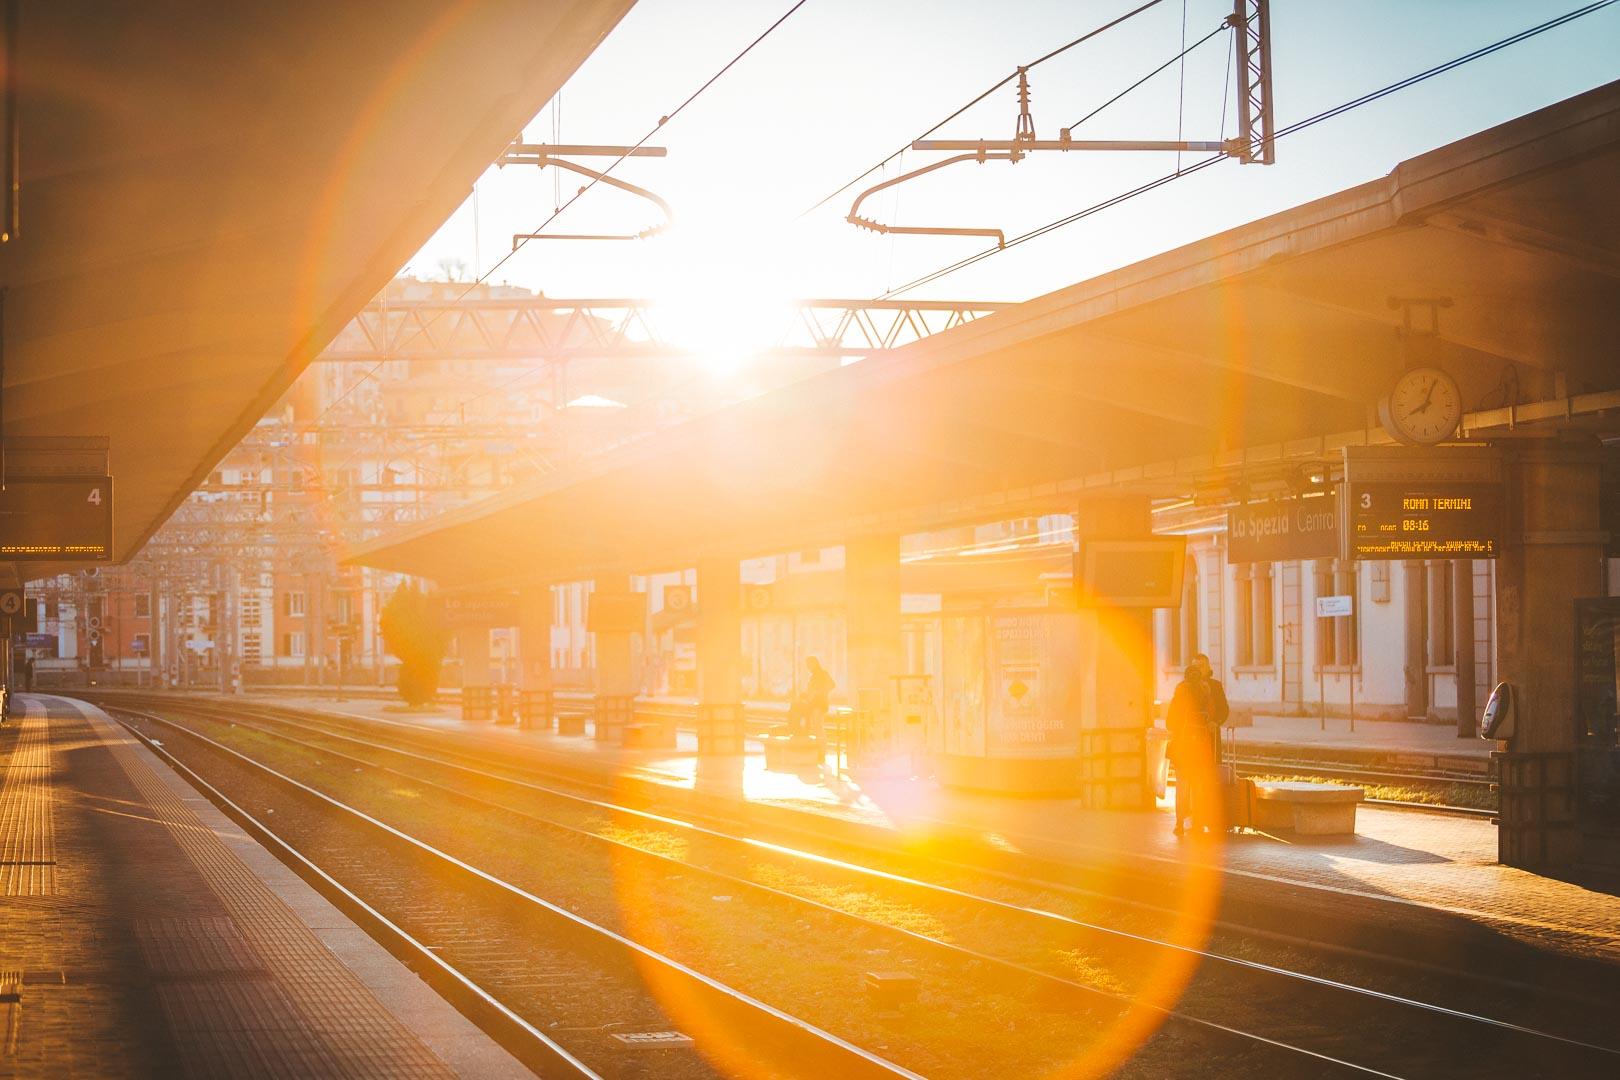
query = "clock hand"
(1409, 379, 1436, 415)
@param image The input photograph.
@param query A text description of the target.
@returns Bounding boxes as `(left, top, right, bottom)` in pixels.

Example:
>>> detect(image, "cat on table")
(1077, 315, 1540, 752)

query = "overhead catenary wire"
(309, 0, 812, 436)
(796, 0, 1173, 221)
(878, 0, 1619, 300)
(1067, 17, 1228, 135)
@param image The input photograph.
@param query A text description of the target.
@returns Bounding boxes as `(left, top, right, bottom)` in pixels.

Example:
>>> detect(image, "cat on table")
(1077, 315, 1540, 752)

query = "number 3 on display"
(87, 488, 103, 505)
(1359, 493, 1372, 509)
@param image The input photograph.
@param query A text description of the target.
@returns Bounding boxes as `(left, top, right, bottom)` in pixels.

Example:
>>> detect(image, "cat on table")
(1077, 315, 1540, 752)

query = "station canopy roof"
(0, 0, 633, 579)
(353, 79, 1620, 590)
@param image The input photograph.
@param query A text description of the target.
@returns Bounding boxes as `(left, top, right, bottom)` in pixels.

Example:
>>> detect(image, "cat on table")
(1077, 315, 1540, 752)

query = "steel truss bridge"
(319, 297, 1013, 363)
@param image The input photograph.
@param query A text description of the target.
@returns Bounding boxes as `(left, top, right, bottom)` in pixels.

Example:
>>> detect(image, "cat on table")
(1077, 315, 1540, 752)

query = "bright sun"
(646, 225, 798, 377)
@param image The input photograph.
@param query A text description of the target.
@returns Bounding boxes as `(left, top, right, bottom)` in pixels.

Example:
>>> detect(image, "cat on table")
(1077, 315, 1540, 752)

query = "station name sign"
(1342, 447, 1502, 560)
(443, 592, 518, 627)
(0, 477, 114, 561)
(1227, 493, 1338, 564)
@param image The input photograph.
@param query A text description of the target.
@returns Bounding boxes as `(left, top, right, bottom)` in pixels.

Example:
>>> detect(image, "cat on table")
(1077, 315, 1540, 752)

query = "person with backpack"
(1167, 662, 1215, 836)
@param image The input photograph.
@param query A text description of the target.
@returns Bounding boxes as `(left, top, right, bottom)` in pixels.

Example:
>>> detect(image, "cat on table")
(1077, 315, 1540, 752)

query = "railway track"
(220, 688, 1500, 798)
(99, 701, 920, 1080)
(92, 694, 1620, 1079)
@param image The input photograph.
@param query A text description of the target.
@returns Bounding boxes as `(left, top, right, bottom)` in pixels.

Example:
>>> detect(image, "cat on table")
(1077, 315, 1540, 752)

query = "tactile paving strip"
(81, 703, 454, 1079)
(0, 704, 57, 898)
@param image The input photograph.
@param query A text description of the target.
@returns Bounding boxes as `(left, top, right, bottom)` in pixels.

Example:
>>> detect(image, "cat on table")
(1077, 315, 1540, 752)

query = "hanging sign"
(1342, 447, 1503, 560)
(587, 592, 647, 634)
(443, 593, 518, 627)
(1228, 494, 1338, 563)
(0, 477, 114, 560)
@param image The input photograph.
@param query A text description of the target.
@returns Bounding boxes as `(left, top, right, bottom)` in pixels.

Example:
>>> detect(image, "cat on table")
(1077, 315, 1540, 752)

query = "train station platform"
(0, 694, 527, 1079)
(187, 691, 1620, 966)
(1233, 713, 1493, 769)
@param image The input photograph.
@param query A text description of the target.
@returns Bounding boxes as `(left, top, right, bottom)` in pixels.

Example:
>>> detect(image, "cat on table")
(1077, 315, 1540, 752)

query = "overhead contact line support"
(848, 0, 1274, 245)
(497, 142, 673, 245)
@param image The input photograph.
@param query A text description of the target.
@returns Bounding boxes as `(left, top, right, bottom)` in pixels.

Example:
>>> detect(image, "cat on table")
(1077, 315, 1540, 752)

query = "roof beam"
(1422, 208, 1620, 281)
(1080, 326, 1380, 406)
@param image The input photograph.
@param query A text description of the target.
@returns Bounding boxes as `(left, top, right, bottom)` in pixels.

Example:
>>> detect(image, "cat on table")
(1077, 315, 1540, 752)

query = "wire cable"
(308, 0, 812, 434)
(1067, 18, 1229, 134)
(879, 0, 1618, 299)
(795, 0, 1171, 221)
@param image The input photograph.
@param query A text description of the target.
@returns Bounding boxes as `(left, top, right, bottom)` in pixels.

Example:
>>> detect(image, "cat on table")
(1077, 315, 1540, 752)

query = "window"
(1167, 556, 1200, 667)
(1427, 561, 1455, 667)
(282, 631, 306, 658)
(1314, 560, 1360, 667)
(132, 633, 150, 655)
(1234, 562, 1274, 667)
(134, 594, 151, 618)
(284, 592, 306, 618)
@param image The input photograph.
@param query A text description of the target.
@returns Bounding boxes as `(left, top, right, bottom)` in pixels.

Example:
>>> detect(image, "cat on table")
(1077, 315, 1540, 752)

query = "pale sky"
(406, 0, 1620, 317)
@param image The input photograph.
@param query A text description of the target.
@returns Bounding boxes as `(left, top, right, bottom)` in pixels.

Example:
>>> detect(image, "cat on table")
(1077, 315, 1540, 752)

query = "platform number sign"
(0, 590, 22, 617)
(0, 477, 114, 560)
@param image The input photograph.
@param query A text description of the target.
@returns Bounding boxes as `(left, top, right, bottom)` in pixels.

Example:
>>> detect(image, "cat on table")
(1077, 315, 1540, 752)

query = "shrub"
(379, 583, 448, 706)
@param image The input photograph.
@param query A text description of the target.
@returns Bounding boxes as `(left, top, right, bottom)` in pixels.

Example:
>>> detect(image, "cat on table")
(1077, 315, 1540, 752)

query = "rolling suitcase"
(1218, 724, 1253, 831)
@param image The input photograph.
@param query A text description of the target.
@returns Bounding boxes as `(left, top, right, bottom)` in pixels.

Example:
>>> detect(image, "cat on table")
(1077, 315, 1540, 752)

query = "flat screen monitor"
(587, 592, 648, 634)
(1074, 538, 1186, 608)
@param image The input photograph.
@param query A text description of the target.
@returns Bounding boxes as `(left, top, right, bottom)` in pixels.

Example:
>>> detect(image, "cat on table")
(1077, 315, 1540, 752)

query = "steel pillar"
(592, 575, 637, 743)
(846, 535, 903, 767)
(1493, 439, 1605, 869)
(518, 584, 553, 729)
(1075, 496, 1155, 809)
(696, 558, 745, 755)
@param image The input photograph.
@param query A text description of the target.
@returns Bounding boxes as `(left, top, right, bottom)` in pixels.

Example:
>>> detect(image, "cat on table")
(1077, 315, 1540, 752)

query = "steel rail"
(115, 697, 1406, 1078)
(90, 692, 1614, 995)
(109, 712, 600, 1080)
(103, 694, 1620, 1071)
(108, 702, 923, 1080)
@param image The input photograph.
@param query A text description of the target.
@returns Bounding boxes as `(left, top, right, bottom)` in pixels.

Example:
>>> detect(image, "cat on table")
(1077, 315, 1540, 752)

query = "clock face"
(1381, 367, 1462, 445)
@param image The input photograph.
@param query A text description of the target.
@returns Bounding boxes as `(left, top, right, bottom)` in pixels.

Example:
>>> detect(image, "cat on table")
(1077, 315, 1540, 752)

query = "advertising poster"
(986, 613, 1081, 760)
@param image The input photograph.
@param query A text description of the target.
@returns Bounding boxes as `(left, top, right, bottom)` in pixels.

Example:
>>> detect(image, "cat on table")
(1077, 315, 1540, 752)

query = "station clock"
(1378, 367, 1463, 446)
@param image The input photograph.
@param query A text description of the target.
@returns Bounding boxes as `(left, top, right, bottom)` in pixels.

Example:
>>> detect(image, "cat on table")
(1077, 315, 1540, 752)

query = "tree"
(379, 583, 448, 706)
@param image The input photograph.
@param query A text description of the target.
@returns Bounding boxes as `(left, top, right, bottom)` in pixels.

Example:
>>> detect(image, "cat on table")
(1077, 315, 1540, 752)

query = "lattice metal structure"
(1233, 0, 1275, 165)
(320, 297, 1012, 364)
(115, 280, 1009, 687)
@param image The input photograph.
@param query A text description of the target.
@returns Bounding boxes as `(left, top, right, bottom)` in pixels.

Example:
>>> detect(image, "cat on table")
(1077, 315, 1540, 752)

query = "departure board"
(1341, 446, 1503, 561)
(1345, 481, 1502, 559)
(0, 477, 114, 560)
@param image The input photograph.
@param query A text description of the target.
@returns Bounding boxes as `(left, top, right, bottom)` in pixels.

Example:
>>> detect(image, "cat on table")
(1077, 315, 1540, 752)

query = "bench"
(621, 720, 676, 750)
(1251, 781, 1364, 835)
(763, 733, 823, 771)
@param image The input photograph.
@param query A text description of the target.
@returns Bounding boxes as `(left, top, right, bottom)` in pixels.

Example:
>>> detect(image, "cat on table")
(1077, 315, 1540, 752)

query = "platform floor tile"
(0, 696, 464, 1079)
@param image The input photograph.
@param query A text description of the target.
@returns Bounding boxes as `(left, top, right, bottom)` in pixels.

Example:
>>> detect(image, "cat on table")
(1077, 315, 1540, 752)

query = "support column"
(696, 558, 745, 755)
(845, 535, 903, 767)
(518, 584, 553, 729)
(1453, 559, 1476, 738)
(456, 624, 492, 721)
(1403, 563, 1427, 719)
(592, 575, 637, 743)
(1494, 439, 1605, 869)
(150, 580, 165, 688)
(1076, 496, 1154, 809)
